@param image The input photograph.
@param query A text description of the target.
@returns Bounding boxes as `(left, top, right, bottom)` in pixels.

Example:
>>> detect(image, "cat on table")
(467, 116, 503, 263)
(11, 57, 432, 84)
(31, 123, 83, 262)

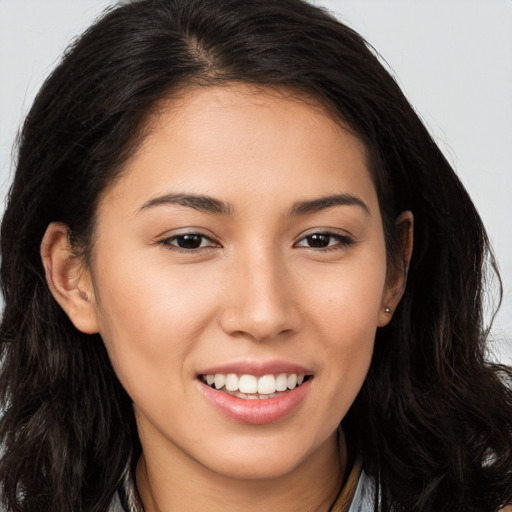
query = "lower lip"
(198, 379, 311, 425)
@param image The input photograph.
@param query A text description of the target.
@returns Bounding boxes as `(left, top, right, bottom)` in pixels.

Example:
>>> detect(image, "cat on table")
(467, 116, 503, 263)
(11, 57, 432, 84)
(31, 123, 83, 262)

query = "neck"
(136, 430, 345, 512)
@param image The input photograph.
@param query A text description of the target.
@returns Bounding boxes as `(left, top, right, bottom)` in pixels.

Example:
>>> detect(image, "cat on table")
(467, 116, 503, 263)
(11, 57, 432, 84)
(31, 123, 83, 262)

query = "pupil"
(178, 234, 202, 249)
(307, 234, 329, 248)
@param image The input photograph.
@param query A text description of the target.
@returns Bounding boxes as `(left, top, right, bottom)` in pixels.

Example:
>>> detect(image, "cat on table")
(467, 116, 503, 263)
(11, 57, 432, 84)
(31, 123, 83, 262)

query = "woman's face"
(79, 85, 398, 479)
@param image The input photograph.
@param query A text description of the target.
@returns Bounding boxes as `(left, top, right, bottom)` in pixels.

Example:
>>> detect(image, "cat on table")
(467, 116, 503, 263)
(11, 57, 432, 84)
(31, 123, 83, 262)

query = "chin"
(206, 452, 307, 481)
(194, 433, 327, 481)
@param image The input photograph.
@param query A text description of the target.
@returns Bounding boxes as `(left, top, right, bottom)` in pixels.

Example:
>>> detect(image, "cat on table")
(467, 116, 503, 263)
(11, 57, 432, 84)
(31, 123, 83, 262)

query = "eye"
(295, 232, 355, 250)
(160, 233, 218, 250)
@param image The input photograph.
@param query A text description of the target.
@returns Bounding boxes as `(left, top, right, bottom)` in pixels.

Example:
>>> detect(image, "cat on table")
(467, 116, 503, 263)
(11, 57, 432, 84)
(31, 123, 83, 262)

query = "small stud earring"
(385, 307, 391, 314)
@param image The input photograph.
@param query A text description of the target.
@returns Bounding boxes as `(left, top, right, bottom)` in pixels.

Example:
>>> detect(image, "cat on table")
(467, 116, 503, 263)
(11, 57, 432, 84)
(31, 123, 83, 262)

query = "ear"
(40, 222, 100, 334)
(378, 211, 414, 327)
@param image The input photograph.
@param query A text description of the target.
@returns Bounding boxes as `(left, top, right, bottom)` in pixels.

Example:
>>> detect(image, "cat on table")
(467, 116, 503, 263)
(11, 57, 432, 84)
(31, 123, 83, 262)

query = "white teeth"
(225, 373, 239, 391)
(214, 374, 225, 390)
(203, 372, 308, 397)
(239, 374, 258, 394)
(275, 373, 288, 392)
(258, 374, 276, 394)
(287, 374, 297, 390)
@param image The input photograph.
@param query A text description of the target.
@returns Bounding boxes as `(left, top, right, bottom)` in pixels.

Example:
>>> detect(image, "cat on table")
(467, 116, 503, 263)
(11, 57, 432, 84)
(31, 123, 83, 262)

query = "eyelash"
(159, 231, 355, 253)
(159, 233, 218, 251)
(294, 232, 355, 251)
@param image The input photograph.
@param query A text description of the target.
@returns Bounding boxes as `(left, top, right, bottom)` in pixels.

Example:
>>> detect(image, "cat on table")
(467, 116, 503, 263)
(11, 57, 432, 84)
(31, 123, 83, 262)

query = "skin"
(41, 84, 412, 511)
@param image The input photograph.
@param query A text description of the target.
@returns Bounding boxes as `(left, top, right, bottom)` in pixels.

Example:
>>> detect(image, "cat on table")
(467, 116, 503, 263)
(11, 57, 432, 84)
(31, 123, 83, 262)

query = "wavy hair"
(1, 0, 511, 510)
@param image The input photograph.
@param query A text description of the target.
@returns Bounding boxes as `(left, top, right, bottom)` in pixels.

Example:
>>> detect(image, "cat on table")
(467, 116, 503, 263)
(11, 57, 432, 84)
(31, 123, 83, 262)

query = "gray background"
(1, 0, 511, 362)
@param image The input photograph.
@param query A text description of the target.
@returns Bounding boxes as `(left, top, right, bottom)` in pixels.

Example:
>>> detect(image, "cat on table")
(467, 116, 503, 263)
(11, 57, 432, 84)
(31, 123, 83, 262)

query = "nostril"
(218, 306, 300, 342)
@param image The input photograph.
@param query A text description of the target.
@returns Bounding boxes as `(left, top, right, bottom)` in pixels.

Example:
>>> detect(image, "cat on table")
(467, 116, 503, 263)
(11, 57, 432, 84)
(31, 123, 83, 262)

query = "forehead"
(99, 83, 378, 217)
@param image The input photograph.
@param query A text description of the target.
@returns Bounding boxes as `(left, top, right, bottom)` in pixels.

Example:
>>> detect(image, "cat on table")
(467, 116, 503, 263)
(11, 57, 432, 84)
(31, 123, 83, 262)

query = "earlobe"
(40, 222, 100, 334)
(378, 211, 414, 327)
(378, 304, 394, 328)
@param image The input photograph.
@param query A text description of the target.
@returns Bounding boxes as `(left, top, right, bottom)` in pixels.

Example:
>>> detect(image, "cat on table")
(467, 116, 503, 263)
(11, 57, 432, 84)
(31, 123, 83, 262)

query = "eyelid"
(157, 229, 221, 250)
(293, 228, 357, 250)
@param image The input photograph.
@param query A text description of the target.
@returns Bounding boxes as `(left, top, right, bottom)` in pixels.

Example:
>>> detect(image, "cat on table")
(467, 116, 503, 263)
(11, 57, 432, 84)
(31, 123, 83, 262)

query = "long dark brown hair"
(1, 0, 511, 510)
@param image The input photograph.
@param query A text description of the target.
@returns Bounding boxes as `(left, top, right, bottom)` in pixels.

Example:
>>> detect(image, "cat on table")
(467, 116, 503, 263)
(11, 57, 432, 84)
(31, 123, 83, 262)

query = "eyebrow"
(137, 192, 370, 216)
(288, 193, 370, 216)
(138, 193, 233, 215)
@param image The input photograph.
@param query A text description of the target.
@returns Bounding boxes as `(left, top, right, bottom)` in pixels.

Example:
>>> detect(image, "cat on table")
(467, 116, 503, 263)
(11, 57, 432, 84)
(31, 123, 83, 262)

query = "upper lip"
(197, 360, 313, 377)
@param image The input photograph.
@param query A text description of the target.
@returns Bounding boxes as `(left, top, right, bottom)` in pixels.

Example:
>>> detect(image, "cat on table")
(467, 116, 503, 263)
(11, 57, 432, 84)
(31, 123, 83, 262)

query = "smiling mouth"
(200, 373, 312, 399)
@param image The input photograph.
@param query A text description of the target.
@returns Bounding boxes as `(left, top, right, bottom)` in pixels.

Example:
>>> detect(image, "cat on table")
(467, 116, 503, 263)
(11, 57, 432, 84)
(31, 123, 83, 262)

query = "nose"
(218, 248, 301, 342)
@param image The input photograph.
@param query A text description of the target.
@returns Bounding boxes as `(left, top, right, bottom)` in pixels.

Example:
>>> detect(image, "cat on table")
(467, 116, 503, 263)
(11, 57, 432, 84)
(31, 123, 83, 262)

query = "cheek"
(317, 287, 379, 379)
(300, 252, 386, 402)
(95, 246, 214, 330)
(301, 250, 388, 329)
(90, 252, 221, 395)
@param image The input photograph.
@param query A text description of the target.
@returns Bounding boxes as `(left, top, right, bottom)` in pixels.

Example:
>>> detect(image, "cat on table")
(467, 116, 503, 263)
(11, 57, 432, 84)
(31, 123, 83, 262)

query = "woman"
(0, 0, 511, 510)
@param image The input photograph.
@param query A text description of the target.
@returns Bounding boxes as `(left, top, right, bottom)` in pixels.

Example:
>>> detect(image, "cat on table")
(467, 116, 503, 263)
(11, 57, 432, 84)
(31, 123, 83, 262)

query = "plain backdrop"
(1, 0, 511, 362)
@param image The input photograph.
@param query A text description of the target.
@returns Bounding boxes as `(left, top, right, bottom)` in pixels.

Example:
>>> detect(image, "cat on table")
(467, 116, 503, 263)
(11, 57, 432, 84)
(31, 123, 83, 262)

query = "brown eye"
(161, 233, 217, 250)
(295, 232, 355, 250)
(175, 234, 204, 249)
(305, 234, 331, 248)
